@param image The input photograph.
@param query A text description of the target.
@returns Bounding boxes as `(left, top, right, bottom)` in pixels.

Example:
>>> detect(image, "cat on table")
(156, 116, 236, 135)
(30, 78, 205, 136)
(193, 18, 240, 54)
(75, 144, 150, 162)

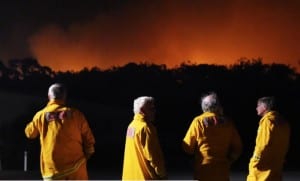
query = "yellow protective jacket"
(183, 112, 242, 181)
(25, 100, 95, 180)
(247, 111, 290, 181)
(122, 113, 167, 180)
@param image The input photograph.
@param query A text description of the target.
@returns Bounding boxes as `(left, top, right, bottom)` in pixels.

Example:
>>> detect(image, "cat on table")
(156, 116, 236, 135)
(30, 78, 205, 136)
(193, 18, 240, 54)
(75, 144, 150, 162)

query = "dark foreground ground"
(0, 170, 299, 180)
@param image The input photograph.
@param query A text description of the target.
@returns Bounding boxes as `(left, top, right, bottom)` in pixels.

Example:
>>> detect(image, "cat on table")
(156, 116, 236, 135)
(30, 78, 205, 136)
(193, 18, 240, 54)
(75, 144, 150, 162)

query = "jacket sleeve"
(182, 118, 200, 154)
(228, 123, 243, 162)
(77, 110, 96, 159)
(255, 118, 273, 162)
(24, 112, 40, 139)
(141, 125, 167, 179)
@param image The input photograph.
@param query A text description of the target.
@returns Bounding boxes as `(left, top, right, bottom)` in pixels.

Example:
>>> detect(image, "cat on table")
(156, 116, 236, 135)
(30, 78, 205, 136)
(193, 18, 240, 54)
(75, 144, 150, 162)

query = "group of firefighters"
(25, 83, 290, 180)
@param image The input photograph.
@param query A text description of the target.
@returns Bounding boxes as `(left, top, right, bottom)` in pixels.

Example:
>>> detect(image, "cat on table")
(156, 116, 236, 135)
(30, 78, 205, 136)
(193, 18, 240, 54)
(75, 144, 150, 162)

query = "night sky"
(1, 0, 300, 72)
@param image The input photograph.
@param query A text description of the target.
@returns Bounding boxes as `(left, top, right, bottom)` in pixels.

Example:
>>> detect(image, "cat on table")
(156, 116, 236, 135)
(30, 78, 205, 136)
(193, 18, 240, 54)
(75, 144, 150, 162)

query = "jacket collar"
(134, 113, 146, 122)
(47, 99, 65, 106)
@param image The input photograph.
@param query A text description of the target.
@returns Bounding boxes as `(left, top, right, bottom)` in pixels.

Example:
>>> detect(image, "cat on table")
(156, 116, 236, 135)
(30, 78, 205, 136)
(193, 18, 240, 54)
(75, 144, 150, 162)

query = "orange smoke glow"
(29, 1, 300, 72)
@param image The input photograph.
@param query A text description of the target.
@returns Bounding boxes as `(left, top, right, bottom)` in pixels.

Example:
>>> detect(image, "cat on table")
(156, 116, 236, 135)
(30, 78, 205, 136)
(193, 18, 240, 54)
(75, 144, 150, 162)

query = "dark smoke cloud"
(4, 0, 300, 71)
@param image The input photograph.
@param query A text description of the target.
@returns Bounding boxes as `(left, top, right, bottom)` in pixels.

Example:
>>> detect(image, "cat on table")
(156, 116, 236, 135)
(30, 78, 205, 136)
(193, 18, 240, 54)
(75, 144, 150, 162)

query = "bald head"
(48, 83, 67, 101)
(201, 92, 222, 114)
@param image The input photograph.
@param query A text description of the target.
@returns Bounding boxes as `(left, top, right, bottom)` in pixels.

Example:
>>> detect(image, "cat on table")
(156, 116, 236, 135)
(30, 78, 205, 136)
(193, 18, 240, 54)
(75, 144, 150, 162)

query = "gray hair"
(201, 92, 222, 113)
(133, 96, 154, 114)
(48, 83, 67, 100)
(258, 96, 276, 111)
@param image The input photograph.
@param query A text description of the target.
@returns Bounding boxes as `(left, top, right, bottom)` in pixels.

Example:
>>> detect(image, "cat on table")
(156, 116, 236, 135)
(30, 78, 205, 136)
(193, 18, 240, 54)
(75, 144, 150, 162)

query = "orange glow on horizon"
(29, 1, 300, 72)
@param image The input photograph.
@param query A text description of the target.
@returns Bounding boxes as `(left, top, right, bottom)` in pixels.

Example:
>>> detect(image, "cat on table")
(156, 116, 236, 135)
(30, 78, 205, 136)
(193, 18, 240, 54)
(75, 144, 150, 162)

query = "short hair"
(48, 83, 67, 100)
(201, 92, 221, 113)
(133, 96, 154, 114)
(258, 96, 276, 111)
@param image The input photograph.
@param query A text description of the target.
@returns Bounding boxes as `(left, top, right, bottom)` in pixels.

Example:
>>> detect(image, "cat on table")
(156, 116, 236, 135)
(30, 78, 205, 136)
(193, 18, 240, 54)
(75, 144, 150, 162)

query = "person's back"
(247, 98, 290, 181)
(183, 92, 242, 181)
(122, 114, 165, 180)
(122, 96, 167, 180)
(192, 112, 240, 163)
(25, 83, 95, 180)
(247, 97, 290, 181)
(258, 111, 290, 162)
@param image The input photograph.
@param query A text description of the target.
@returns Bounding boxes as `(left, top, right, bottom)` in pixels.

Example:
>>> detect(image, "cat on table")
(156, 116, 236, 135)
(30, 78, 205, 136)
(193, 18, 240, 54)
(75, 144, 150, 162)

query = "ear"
(262, 103, 268, 110)
(140, 106, 146, 114)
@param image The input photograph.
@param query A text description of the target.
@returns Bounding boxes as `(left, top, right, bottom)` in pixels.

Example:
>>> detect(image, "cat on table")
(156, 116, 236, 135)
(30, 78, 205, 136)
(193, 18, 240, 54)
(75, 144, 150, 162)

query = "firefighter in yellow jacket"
(183, 92, 242, 181)
(247, 96, 290, 181)
(25, 83, 95, 180)
(122, 96, 167, 180)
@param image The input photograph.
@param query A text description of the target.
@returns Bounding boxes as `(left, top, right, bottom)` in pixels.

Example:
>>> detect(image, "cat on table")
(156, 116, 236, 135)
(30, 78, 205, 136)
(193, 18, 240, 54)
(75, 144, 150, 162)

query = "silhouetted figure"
(25, 83, 95, 180)
(122, 96, 167, 180)
(182, 92, 242, 181)
(247, 97, 290, 181)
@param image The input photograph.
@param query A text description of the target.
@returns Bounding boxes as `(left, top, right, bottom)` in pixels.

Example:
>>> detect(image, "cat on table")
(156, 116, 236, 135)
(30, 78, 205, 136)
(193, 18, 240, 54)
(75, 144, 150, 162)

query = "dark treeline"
(0, 57, 299, 174)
